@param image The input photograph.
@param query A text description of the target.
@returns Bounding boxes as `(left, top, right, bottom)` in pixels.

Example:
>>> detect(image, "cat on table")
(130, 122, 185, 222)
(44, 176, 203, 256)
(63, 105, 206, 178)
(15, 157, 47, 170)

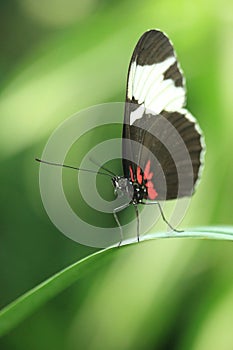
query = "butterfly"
(111, 29, 205, 244)
(36, 29, 205, 247)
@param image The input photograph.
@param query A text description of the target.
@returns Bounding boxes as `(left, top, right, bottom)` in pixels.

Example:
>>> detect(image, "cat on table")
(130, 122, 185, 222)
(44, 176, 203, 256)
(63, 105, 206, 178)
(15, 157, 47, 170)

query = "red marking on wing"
(148, 187, 158, 200)
(144, 160, 153, 180)
(144, 160, 158, 199)
(129, 165, 134, 182)
(137, 166, 142, 184)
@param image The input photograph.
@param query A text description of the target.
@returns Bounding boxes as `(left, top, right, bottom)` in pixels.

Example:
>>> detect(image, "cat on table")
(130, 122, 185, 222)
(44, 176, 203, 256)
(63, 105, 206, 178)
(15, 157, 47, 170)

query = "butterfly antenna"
(35, 158, 113, 178)
(89, 157, 116, 176)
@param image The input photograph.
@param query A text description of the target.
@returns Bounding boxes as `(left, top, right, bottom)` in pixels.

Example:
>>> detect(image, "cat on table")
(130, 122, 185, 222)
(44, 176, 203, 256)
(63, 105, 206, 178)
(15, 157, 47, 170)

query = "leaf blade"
(0, 226, 232, 337)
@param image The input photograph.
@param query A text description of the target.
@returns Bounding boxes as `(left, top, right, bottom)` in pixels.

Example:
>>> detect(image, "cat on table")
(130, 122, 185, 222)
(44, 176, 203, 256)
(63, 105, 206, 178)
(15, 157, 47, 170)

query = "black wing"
(122, 30, 205, 200)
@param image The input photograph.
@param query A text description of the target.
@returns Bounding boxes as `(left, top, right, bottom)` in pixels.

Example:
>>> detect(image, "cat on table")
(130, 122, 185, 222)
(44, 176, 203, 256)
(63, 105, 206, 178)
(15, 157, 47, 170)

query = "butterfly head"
(112, 176, 134, 200)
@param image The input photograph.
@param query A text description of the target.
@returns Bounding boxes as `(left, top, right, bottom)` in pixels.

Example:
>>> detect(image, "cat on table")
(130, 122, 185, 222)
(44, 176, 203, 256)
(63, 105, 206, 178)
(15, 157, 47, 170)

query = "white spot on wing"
(130, 104, 145, 125)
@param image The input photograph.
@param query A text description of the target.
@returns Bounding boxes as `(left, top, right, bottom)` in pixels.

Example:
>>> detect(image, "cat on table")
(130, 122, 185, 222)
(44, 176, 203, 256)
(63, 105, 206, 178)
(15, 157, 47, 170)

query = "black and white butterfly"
(37, 29, 205, 246)
(111, 29, 205, 244)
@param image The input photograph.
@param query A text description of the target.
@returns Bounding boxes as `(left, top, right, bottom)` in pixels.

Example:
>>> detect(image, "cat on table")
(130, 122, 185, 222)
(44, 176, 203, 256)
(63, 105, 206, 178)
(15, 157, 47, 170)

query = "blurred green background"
(0, 0, 233, 349)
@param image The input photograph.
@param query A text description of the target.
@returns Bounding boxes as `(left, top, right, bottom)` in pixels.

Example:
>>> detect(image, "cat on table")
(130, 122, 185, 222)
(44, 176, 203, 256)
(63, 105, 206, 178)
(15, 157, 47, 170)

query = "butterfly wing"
(122, 30, 205, 200)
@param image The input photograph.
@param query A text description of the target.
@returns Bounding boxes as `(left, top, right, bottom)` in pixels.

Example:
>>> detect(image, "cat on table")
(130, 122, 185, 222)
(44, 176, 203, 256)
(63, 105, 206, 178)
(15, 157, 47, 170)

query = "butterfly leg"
(113, 203, 130, 247)
(141, 201, 183, 233)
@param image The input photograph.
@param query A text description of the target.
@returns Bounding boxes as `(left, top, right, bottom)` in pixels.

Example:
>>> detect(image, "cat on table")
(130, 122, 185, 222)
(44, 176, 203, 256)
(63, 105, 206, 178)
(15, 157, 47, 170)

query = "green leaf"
(0, 226, 232, 338)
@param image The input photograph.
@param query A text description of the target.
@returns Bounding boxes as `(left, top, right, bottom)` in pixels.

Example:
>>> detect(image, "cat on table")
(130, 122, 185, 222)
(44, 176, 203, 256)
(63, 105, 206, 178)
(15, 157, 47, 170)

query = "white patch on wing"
(134, 57, 176, 103)
(127, 56, 185, 114)
(130, 104, 145, 125)
(147, 80, 185, 114)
